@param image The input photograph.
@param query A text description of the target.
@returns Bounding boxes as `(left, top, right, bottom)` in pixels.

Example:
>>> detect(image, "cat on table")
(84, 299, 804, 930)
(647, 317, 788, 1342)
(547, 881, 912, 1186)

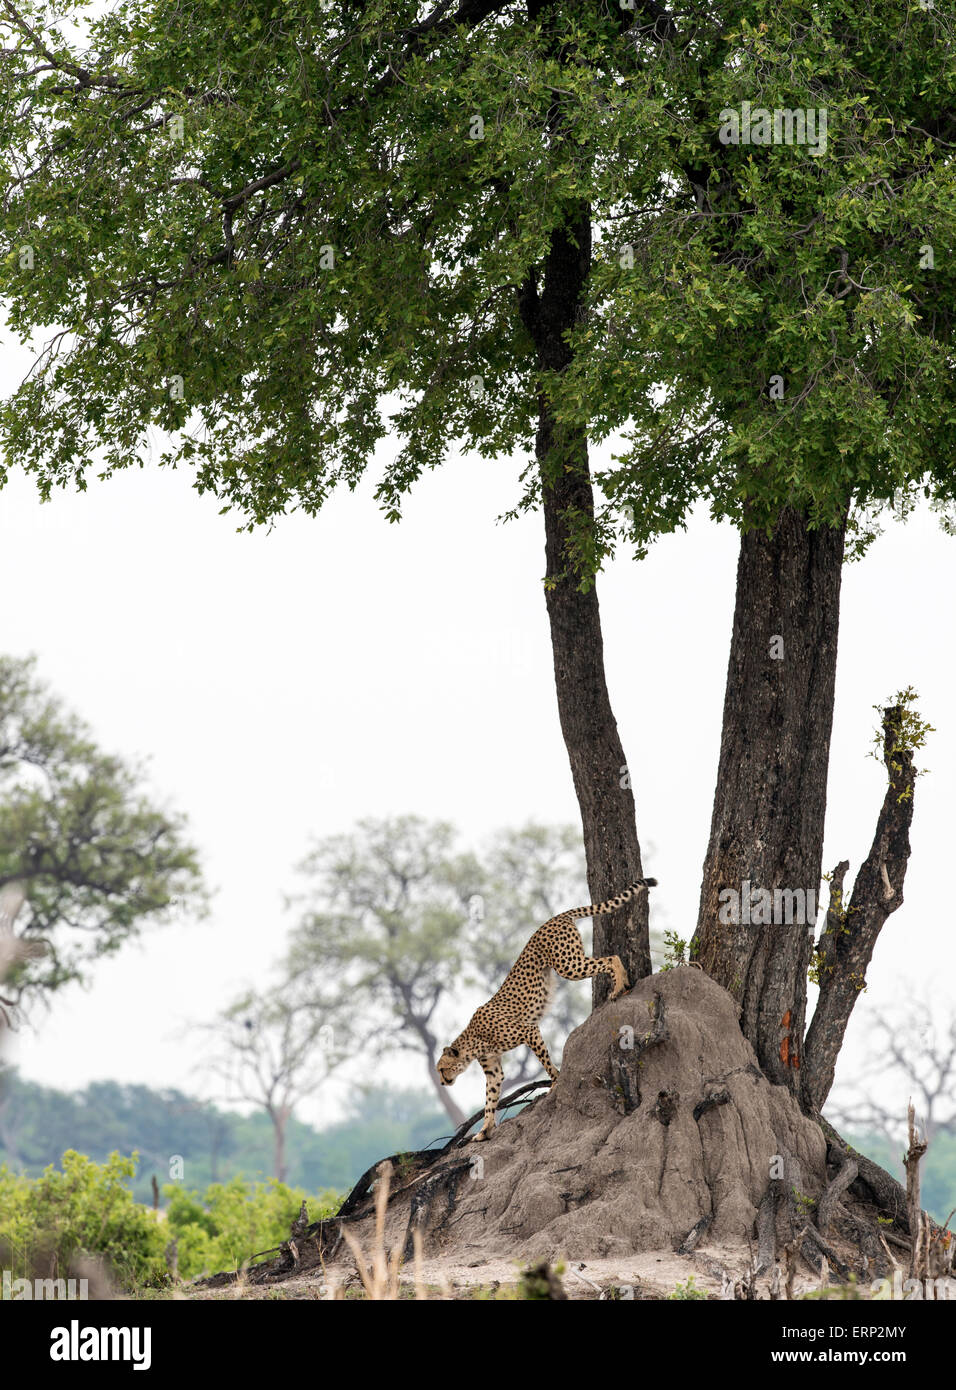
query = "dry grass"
(337, 1161, 436, 1300)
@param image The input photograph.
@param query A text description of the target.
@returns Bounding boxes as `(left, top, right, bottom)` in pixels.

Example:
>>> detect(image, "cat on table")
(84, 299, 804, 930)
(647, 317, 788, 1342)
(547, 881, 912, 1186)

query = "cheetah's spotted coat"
(437, 879, 657, 1140)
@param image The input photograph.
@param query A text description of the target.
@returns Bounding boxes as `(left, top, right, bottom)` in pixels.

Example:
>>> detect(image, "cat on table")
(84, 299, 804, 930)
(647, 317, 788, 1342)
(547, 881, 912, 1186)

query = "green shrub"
(0, 1150, 168, 1291)
(667, 1276, 708, 1301)
(164, 1175, 341, 1279)
(0, 1151, 343, 1292)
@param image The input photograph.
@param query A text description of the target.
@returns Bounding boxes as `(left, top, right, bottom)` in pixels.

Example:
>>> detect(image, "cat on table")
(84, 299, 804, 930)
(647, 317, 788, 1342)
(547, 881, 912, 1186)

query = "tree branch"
(802, 704, 917, 1114)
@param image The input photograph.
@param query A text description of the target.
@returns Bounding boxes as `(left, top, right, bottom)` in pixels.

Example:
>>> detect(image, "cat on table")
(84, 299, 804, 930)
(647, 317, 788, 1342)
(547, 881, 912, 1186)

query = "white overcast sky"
(0, 373, 953, 1130)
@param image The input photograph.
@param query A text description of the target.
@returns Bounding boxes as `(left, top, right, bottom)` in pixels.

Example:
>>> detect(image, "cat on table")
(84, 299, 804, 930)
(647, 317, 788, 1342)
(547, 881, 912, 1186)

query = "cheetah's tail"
(569, 878, 658, 918)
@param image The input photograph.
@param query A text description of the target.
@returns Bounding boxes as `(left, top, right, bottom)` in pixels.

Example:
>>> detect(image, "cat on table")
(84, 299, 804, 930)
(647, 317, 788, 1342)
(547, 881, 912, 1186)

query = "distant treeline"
(2, 1068, 953, 1223)
(0, 1070, 449, 1203)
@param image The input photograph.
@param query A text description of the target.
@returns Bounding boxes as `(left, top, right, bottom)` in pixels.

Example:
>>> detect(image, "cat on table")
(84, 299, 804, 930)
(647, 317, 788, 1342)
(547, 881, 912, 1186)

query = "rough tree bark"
(507, 0, 651, 1005)
(518, 203, 650, 1004)
(801, 704, 916, 1114)
(691, 507, 847, 1090)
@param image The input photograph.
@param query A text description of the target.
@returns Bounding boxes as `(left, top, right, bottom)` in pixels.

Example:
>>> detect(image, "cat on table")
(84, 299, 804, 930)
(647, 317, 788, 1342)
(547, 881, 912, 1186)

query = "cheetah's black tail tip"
(633, 877, 658, 889)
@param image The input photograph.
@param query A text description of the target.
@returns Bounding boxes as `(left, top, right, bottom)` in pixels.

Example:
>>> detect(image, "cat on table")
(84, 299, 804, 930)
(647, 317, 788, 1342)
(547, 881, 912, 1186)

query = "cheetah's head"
(437, 1043, 469, 1085)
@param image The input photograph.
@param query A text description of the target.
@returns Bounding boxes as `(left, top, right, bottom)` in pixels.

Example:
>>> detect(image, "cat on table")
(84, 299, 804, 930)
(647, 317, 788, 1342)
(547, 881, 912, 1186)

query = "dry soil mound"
(333, 966, 830, 1265)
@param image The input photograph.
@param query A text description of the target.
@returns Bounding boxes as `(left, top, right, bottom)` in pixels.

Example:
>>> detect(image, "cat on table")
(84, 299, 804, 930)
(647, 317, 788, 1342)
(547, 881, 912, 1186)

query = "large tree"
(1, 0, 954, 1110)
(0, 654, 204, 1027)
(284, 816, 476, 1126)
(0, 0, 655, 999)
(541, 1, 955, 1090)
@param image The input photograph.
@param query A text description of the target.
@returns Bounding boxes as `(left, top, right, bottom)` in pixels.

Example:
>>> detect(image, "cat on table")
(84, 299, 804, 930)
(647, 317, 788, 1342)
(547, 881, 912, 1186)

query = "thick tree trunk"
(691, 506, 846, 1091)
(540, 433, 651, 1001)
(519, 206, 650, 1005)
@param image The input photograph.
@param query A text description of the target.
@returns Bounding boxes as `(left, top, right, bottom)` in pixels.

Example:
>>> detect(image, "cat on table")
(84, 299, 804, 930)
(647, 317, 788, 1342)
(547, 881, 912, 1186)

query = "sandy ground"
(184, 1243, 828, 1300)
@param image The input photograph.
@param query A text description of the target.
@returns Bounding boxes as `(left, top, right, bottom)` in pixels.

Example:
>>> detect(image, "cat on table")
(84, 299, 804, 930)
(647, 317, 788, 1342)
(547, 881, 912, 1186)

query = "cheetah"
(437, 878, 657, 1141)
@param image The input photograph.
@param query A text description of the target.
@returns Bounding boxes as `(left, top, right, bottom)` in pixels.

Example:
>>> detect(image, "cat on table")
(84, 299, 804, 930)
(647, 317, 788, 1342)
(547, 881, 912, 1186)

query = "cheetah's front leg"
(473, 1055, 503, 1141)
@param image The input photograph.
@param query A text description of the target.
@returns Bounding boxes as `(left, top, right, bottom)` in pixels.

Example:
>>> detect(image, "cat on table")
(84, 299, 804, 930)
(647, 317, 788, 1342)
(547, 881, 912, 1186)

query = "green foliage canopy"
(0, 1, 953, 574)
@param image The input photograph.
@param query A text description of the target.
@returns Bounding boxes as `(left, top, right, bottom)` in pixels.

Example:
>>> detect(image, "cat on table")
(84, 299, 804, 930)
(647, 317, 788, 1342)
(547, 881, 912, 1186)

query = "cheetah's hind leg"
(549, 924, 630, 1001)
(608, 954, 629, 1000)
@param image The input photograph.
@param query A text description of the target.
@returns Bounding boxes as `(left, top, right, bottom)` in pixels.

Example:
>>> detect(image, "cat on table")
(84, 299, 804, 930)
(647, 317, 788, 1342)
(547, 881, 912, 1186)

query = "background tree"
(199, 973, 351, 1182)
(285, 816, 478, 1127)
(0, 654, 204, 1027)
(827, 994, 956, 1148)
(0, 882, 42, 1027)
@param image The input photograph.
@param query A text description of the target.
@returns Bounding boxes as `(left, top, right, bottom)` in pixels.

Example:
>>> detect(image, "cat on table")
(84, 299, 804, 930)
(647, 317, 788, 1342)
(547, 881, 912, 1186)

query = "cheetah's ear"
(448, 1046, 460, 1057)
